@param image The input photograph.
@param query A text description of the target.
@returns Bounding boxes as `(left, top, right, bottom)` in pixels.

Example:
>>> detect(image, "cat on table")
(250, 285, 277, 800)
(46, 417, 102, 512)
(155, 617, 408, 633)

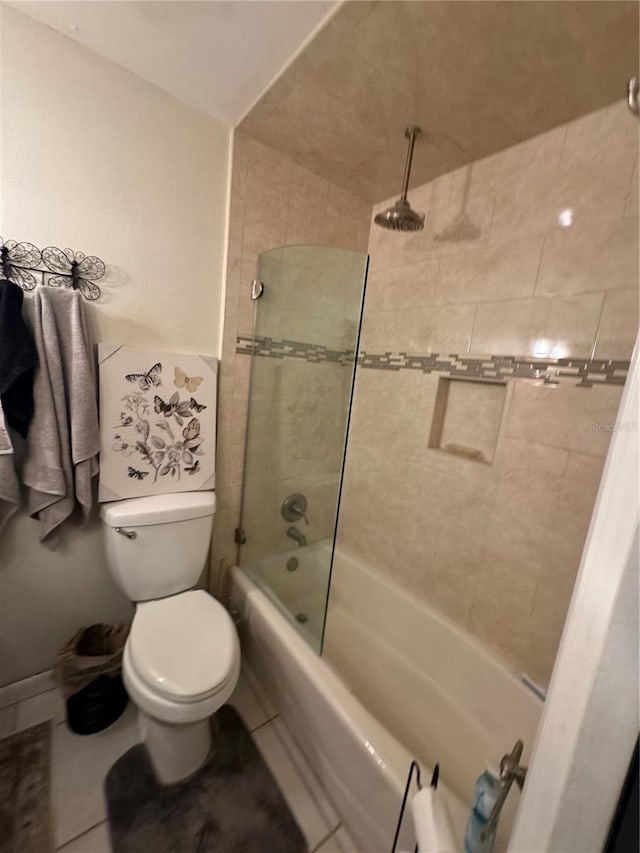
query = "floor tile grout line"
(0, 687, 64, 722)
(310, 822, 343, 852)
(56, 819, 107, 850)
(248, 711, 279, 734)
(0, 683, 60, 712)
(251, 714, 341, 843)
(266, 717, 341, 836)
(1, 717, 67, 738)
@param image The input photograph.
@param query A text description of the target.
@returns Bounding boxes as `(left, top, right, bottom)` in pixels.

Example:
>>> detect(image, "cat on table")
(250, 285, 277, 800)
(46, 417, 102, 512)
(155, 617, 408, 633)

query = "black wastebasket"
(55, 623, 130, 735)
(66, 673, 129, 735)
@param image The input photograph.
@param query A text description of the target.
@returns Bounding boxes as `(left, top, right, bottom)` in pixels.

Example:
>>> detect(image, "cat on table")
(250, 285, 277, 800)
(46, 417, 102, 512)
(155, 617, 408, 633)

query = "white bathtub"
(229, 564, 468, 852)
(243, 540, 332, 649)
(231, 544, 545, 851)
(324, 548, 544, 851)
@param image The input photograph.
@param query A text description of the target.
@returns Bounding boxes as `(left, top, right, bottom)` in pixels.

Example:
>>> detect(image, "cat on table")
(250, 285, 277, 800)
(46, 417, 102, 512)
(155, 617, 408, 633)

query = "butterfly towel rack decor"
(0, 237, 106, 301)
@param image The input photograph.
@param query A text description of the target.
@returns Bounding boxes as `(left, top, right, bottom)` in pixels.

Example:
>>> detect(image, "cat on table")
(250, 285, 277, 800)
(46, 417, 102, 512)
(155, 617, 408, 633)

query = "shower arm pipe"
(399, 126, 422, 201)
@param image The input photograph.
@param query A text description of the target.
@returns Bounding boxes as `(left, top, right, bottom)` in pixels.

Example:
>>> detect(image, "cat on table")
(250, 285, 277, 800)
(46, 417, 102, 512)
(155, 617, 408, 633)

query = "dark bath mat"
(105, 705, 308, 853)
(0, 721, 53, 853)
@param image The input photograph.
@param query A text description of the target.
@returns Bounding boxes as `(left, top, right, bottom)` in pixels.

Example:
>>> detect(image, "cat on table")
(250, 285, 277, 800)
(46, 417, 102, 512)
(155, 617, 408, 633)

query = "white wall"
(0, 6, 230, 685)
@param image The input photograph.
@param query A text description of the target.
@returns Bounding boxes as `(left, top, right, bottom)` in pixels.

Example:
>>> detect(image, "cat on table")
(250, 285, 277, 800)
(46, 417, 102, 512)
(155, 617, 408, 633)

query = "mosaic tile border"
(358, 351, 629, 387)
(237, 336, 629, 388)
(236, 334, 355, 366)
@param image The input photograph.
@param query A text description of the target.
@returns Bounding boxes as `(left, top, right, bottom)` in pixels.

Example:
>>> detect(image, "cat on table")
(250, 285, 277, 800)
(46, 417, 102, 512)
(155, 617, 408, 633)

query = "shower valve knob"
(281, 493, 309, 525)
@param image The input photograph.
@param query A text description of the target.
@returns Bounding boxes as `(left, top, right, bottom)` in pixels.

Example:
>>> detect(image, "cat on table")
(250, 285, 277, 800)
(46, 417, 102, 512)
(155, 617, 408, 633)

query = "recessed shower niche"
(428, 377, 507, 464)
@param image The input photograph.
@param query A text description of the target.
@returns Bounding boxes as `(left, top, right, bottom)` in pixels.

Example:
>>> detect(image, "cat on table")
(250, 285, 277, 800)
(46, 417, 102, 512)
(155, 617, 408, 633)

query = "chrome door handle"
(115, 527, 137, 540)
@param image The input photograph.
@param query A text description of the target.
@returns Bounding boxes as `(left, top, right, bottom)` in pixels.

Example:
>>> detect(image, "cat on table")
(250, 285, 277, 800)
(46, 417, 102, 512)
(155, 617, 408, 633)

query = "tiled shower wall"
(329, 102, 638, 685)
(210, 134, 370, 590)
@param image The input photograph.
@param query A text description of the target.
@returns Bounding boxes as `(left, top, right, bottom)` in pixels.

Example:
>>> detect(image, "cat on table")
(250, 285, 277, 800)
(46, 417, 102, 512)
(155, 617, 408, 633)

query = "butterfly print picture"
(174, 366, 203, 393)
(183, 417, 200, 442)
(128, 467, 148, 480)
(113, 376, 205, 483)
(126, 362, 162, 392)
(154, 393, 178, 418)
(98, 345, 216, 501)
(155, 392, 193, 423)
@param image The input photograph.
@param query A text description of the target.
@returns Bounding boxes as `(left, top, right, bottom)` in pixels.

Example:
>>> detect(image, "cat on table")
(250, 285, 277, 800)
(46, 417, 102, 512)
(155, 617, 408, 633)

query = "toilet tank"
(101, 492, 216, 602)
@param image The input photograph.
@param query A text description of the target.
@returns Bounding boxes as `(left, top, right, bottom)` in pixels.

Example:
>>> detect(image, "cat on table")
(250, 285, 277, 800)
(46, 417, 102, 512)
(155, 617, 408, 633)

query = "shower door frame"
(510, 337, 639, 851)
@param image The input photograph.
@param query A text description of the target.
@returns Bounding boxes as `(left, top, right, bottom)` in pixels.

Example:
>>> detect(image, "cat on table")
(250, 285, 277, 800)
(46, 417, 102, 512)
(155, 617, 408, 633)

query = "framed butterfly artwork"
(98, 345, 217, 501)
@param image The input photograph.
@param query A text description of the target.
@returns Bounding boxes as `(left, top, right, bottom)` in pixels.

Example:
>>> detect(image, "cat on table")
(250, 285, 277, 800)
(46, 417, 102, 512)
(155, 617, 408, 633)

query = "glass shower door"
(238, 245, 367, 652)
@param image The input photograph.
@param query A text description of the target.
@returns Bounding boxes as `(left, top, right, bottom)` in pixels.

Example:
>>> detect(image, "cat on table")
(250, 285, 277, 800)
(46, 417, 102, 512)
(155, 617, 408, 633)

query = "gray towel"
(0, 401, 20, 535)
(23, 287, 99, 547)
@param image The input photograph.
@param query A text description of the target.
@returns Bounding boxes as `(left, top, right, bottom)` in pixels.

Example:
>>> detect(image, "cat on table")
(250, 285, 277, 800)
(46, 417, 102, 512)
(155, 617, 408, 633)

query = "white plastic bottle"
(463, 764, 502, 853)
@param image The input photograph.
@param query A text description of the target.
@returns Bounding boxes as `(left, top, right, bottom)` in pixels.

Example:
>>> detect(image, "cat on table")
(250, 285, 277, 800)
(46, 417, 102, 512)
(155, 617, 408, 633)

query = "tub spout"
(286, 526, 307, 547)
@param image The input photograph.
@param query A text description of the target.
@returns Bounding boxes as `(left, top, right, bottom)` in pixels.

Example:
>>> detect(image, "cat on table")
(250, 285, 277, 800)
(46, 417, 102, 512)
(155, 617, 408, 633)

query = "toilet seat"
(128, 590, 238, 704)
(123, 641, 240, 726)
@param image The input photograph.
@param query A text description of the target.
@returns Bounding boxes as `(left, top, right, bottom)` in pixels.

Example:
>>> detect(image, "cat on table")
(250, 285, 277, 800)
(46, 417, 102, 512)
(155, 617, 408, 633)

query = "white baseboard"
(0, 669, 56, 708)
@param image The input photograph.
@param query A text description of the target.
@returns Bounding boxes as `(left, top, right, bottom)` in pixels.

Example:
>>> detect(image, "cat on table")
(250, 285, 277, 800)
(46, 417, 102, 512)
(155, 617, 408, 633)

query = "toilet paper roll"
(411, 786, 457, 853)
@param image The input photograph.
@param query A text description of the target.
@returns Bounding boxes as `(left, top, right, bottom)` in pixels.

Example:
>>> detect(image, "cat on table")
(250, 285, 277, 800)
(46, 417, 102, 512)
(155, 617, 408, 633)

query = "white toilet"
(100, 491, 240, 785)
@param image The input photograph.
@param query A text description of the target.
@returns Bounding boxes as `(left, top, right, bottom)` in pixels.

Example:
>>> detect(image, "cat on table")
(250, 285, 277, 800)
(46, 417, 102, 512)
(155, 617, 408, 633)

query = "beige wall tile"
(243, 181, 289, 248)
(287, 192, 361, 249)
(328, 181, 371, 220)
(493, 436, 569, 479)
(536, 218, 639, 297)
(216, 421, 246, 491)
(394, 302, 475, 353)
(558, 451, 606, 532)
(504, 381, 623, 457)
(364, 258, 439, 312)
(435, 237, 543, 305)
(470, 299, 535, 356)
(560, 102, 639, 174)
(471, 293, 604, 358)
(246, 136, 294, 196)
(491, 144, 631, 240)
(594, 289, 639, 360)
(359, 309, 395, 351)
(348, 369, 439, 464)
(533, 293, 604, 358)
(473, 124, 566, 191)
(624, 161, 638, 219)
(467, 560, 538, 659)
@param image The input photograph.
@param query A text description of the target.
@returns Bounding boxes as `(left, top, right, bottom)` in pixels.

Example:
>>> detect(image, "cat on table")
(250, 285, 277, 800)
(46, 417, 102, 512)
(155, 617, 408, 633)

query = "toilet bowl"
(123, 589, 240, 783)
(101, 492, 240, 784)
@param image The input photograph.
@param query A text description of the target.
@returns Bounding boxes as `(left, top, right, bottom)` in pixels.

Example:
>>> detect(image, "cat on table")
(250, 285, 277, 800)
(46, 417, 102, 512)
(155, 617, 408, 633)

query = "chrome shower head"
(374, 198, 425, 232)
(374, 125, 425, 232)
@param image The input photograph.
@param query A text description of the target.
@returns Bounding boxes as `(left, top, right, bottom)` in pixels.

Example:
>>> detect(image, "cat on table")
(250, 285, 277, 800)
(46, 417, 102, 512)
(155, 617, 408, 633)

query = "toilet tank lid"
(101, 491, 216, 527)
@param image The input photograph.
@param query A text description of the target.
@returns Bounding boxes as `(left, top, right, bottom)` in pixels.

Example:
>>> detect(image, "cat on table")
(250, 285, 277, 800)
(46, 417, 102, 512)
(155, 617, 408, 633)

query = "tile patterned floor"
(1, 669, 357, 852)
